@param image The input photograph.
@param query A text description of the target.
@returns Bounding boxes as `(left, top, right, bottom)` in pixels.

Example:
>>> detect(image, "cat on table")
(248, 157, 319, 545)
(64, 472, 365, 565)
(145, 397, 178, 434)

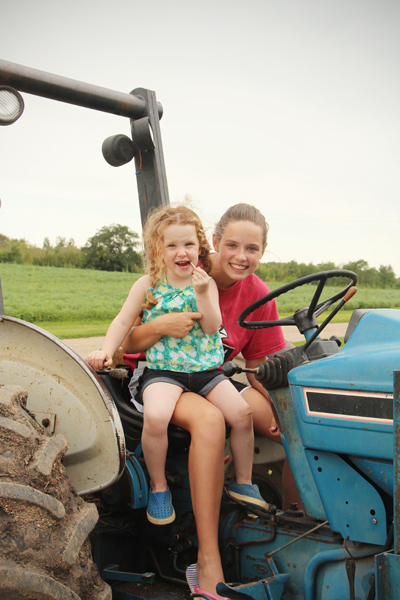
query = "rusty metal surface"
(270, 387, 328, 520)
(0, 315, 125, 495)
(394, 370, 400, 555)
(375, 551, 400, 599)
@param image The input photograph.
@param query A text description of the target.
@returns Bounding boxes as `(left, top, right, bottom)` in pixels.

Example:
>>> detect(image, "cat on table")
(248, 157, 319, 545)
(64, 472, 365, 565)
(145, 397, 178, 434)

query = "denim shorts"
(230, 379, 248, 394)
(134, 367, 227, 406)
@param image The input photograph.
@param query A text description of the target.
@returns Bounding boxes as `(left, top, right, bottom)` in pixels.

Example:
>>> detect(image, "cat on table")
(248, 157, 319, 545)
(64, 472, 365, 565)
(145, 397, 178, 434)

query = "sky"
(1, 0, 399, 276)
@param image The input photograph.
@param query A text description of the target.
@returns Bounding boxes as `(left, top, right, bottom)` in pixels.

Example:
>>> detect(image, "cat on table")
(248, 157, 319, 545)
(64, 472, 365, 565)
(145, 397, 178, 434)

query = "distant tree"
(343, 259, 369, 273)
(343, 260, 380, 288)
(378, 265, 396, 289)
(82, 224, 143, 272)
(0, 242, 22, 264)
(35, 237, 82, 268)
(0, 235, 31, 264)
(255, 259, 398, 289)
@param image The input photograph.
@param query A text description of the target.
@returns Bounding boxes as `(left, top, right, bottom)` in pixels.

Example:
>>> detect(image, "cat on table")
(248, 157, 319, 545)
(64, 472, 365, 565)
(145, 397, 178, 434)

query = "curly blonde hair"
(142, 205, 212, 309)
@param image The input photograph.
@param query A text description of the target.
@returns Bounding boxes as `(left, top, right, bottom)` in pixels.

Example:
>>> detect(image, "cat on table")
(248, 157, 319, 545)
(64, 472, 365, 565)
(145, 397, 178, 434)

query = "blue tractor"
(0, 60, 399, 599)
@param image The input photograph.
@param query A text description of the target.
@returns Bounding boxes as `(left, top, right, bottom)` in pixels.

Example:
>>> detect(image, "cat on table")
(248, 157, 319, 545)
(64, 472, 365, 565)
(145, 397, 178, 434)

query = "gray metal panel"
(0, 316, 125, 495)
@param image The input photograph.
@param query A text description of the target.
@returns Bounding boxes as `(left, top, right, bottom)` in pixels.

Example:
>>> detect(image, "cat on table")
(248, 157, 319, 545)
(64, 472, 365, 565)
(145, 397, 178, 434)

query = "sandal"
(186, 564, 199, 593)
(192, 585, 228, 600)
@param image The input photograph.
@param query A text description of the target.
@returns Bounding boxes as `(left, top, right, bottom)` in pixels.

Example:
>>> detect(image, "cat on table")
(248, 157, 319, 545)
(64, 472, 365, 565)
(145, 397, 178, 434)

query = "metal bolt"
(42, 418, 50, 428)
(372, 518, 378, 525)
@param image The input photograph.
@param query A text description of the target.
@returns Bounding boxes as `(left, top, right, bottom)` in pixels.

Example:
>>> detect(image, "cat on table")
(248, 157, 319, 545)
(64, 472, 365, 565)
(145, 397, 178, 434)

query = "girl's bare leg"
(241, 386, 279, 440)
(206, 380, 254, 485)
(171, 392, 226, 596)
(241, 387, 303, 511)
(142, 383, 182, 492)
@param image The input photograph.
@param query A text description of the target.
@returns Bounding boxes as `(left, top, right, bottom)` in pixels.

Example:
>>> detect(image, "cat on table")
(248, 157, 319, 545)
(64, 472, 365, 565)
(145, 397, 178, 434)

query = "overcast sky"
(1, 0, 399, 276)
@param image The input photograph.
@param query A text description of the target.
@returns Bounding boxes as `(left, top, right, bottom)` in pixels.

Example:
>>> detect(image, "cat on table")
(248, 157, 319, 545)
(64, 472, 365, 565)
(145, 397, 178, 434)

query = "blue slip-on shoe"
(226, 482, 270, 511)
(186, 564, 199, 593)
(147, 487, 176, 525)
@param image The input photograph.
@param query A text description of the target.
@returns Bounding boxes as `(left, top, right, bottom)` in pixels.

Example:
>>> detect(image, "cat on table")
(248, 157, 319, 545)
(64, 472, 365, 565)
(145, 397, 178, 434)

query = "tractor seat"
(96, 353, 192, 454)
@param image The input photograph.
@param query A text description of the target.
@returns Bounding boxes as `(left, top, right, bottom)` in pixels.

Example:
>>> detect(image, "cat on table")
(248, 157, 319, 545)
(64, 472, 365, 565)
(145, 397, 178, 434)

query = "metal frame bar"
(0, 59, 169, 227)
(0, 59, 158, 119)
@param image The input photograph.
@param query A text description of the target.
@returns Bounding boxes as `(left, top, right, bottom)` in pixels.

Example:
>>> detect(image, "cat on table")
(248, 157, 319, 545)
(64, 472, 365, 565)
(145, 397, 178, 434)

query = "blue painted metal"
(125, 451, 148, 509)
(289, 383, 393, 460)
(288, 309, 400, 394)
(220, 507, 380, 599)
(305, 450, 387, 545)
(349, 456, 393, 496)
(218, 572, 290, 600)
(303, 327, 318, 342)
(375, 370, 400, 598)
(304, 545, 382, 600)
(270, 387, 328, 519)
(134, 442, 143, 458)
(394, 370, 400, 556)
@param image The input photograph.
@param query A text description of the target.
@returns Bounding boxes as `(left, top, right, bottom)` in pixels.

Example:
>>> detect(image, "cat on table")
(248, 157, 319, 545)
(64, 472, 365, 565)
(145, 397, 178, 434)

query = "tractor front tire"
(0, 385, 111, 600)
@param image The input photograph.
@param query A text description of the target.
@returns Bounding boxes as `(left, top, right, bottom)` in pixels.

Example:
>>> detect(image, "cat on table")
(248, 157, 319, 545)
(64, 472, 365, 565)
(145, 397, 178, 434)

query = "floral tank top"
(142, 281, 224, 373)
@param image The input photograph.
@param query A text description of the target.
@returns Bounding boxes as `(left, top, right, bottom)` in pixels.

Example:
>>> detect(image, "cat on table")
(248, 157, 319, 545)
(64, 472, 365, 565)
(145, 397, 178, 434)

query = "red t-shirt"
(217, 274, 285, 364)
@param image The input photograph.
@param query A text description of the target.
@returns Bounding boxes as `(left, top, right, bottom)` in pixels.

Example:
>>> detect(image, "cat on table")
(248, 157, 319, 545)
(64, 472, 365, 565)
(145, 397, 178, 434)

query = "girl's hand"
(157, 311, 202, 337)
(87, 350, 113, 370)
(269, 417, 281, 439)
(191, 265, 211, 295)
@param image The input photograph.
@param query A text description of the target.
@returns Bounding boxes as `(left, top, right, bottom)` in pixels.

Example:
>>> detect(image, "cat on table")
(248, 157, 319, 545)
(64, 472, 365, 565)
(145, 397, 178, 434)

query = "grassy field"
(1, 263, 399, 338)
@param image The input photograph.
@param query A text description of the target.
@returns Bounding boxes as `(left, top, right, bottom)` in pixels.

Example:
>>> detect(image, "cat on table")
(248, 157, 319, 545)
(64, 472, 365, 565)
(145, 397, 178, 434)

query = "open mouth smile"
(176, 260, 191, 267)
(230, 263, 248, 271)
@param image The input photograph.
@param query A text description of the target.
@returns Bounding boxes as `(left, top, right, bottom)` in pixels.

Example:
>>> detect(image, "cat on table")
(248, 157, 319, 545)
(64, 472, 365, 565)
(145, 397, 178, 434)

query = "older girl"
(122, 204, 296, 597)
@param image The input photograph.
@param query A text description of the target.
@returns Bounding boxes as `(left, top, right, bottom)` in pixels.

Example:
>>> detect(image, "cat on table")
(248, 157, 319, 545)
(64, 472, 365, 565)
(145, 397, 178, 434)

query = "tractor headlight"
(0, 86, 24, 125)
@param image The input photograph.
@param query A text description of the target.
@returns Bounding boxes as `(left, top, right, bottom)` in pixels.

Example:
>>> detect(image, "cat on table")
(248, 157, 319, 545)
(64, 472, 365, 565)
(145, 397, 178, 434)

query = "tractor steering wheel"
(238, 270, 358, 330)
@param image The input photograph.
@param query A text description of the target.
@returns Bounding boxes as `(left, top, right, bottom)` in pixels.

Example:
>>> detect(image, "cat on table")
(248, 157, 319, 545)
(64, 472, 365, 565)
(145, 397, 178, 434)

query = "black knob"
(222, 361, 240, 377)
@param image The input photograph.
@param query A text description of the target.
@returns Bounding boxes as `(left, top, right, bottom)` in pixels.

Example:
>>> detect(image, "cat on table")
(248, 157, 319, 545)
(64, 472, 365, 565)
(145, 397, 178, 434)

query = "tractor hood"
(288, 309, 400, 394)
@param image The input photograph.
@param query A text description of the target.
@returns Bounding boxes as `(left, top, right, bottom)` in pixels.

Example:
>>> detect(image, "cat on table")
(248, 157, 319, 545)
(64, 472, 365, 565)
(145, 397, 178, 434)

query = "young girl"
(88, 205, 269, 525)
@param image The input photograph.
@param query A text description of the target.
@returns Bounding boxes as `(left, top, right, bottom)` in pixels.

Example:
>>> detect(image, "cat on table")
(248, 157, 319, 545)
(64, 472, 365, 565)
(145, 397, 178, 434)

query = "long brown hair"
(214, 203, 269, 248)
(142, 205, 211, 309)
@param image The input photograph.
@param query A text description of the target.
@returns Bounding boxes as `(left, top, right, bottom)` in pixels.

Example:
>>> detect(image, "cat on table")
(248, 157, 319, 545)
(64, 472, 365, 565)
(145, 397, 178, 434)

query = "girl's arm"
(122, 311, 203, 354)
(88, 276, 149, 370)
(192, 268, 221, 335)
(245, 357, 270, 399)
(245, 341, 294, 398)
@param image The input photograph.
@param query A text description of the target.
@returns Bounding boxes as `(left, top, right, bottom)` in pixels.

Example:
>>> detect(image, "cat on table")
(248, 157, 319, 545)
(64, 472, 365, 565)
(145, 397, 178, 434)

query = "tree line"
(256, 259, 399, 289)
(0, 224, 143, 273)
(0, 225, 398, 288)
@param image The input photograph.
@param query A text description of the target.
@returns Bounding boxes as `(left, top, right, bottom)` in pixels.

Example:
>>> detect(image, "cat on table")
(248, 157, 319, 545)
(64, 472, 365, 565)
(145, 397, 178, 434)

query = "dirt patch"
(0, 386, 110, 600)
